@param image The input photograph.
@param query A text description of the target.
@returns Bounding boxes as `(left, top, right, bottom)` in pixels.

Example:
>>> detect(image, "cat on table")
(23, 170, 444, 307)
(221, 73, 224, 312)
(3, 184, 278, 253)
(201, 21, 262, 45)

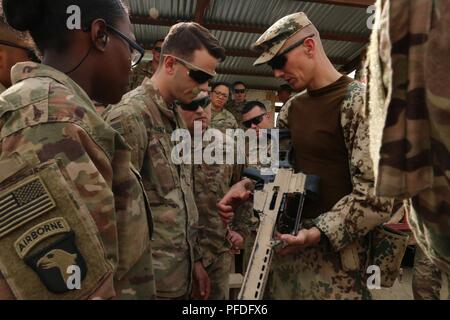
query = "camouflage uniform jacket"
(0, 62, 154, 300)
(128, 60, 153, 91)
(366, 0, 450, 273)
(193, 130, 251, 267)
(211, 104, 238, 134)
(226, 100, 246, 129)
(103, 78, 200, 298)
(278, 80, 395, 254)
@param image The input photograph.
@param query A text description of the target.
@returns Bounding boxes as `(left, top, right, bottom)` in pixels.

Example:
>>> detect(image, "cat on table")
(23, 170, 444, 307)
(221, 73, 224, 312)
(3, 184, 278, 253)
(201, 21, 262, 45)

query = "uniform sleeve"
(0, 121, 119, 299)
(276, 100, 292, 129)
(313, 83, 395, 252)
(0, 272, 14, 299)
(103, 105, 149, 171)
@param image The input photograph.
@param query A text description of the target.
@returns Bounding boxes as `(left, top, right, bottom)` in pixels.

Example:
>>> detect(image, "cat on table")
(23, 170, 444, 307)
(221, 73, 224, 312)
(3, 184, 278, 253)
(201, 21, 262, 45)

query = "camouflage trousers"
(412, 247, 450, 300)
(205, 251, 232, 300)
(264, 240, 371, 300)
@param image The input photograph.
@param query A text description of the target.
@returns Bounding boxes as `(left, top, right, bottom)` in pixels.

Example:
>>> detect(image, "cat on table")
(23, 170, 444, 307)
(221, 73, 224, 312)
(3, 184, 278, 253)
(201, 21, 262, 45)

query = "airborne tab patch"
(14, 217, 71, 259)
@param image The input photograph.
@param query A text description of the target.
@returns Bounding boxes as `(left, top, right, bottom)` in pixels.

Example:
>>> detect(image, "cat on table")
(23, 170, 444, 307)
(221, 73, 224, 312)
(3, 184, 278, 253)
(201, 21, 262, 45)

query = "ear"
(163, 55, 176, 75)
(303, 38, 316, 58)
(90, 19, 109, 51)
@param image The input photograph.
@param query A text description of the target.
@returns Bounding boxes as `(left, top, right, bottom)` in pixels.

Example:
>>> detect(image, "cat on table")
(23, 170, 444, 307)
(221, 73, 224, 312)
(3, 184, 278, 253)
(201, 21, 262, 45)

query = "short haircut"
(162, 22, 226, 62)
(233, 81, 246, 89)
(2, 0, 128, 53)
(153, 38, 164, 47)
(278, 84, 293, 94)
(0, 3, 32, 44)
(211, 82, 231, 93)
(242, 100, 267, 114)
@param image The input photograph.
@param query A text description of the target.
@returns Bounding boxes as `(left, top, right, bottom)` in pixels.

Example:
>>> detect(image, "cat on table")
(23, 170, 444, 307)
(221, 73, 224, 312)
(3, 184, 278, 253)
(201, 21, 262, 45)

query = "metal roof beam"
(217, 69, 274, 78)
(141, 43, 348, 65)
(296, 0, 375, 8)
(194, 0, 211, 25)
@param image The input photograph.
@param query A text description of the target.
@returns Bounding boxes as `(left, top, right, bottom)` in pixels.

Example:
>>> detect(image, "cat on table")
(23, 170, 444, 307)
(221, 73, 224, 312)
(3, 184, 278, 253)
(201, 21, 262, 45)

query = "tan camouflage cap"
(253, 12, 312, 66)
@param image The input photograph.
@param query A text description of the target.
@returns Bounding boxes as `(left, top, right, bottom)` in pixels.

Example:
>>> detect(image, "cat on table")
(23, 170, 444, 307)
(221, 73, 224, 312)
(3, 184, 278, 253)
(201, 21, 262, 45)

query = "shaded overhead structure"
(128, 0, 374, 90)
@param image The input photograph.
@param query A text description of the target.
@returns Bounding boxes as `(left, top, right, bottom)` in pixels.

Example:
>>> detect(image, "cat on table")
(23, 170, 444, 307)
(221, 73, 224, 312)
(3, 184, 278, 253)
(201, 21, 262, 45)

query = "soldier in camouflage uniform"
(128, 39, 164, 91)
(234, 12, 397, 300)
(225, 81, 247, 129)
(366, 0, 450, 274)
(0, 0, 155, 300)
(0, 6, 37, 93)
(104, 22, 226, 299)
(210, 82, 239, 134)
(177, 95, 250, 300)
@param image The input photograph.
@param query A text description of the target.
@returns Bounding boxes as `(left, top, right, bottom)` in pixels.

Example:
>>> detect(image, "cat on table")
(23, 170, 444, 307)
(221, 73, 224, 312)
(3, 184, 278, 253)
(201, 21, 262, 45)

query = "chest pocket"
(146, 132, 180, 199)
(0, 154, 113, 300)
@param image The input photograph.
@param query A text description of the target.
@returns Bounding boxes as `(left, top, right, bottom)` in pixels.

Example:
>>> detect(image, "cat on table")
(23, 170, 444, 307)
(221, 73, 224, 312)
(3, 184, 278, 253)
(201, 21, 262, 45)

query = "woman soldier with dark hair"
(0, 0, 154, 300)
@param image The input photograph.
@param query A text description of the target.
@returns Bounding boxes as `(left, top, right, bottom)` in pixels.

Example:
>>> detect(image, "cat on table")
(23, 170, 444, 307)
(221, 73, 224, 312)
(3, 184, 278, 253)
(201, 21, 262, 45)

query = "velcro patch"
(25, 231, 88, 294)
(0, 177, 55, 238)
(14, 217, 71, 259)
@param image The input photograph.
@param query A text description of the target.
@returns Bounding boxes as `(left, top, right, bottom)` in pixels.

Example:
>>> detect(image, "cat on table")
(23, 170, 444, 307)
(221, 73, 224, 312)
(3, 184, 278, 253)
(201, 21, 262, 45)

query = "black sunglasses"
(234, 89, 246, 94)
(180, 95, 211, 111)
(106, 25, 145, 68)
(153, 47, 162, 53)
(267, 34, 315, 70)
(243, 113, 266, 128)
(166, 55, 216, 84)
(0, 40, 40, 63)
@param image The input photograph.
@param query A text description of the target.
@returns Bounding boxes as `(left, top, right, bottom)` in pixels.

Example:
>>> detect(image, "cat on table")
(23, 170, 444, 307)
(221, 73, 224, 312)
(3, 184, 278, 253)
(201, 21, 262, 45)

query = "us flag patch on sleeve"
(0, 177, 55, 238)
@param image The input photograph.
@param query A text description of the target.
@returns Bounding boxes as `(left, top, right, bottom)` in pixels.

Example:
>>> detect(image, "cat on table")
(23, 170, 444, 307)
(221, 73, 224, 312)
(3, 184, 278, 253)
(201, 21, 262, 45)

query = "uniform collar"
(141, 77, 176, 121)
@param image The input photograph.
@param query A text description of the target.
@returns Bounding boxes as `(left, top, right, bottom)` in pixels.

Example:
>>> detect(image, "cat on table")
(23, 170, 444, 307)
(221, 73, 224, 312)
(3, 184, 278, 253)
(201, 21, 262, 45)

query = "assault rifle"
(238, 129, 319, 300)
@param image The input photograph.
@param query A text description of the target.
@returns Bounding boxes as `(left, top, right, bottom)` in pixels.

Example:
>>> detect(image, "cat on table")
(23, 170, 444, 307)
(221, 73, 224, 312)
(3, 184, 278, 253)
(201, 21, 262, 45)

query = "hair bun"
(2, 0, 44, 31)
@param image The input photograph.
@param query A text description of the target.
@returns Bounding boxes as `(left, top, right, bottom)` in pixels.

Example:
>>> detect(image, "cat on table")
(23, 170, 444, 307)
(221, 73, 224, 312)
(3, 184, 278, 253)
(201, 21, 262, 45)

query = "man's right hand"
(218, 179, 253, 225)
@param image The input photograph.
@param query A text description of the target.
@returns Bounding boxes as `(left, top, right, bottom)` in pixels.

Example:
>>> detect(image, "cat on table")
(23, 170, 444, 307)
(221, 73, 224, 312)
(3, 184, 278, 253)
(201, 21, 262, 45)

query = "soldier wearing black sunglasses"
(241, 101, 271, 134)
(231, 12, 396, 300)
(225, 81, 248, 129)
(104, 22, 226, 300)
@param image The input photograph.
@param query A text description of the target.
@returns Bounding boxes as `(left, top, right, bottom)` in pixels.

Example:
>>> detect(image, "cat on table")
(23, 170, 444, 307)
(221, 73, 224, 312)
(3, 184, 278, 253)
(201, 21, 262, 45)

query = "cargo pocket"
(0, 156, 113, 300)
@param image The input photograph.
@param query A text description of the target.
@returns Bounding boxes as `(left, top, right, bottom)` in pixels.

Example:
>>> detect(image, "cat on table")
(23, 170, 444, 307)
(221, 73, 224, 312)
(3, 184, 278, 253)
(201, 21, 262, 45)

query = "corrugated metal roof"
(205, 0, 370, 36)
(128, 0, 196, 20)
(128, 0, 370, 89)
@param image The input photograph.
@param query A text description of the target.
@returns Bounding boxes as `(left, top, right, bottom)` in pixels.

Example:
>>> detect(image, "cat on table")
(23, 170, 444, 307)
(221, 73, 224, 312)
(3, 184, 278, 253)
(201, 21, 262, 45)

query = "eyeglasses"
(0, 40, 40, 63)
(179, 95, 211, 111)
(213, 90, 229, 99)
(267, 34, 315, 70)
(165, 54, 216, 84)
(243, 113, 267, 128)
(234, 89, 246, 94)
(153, 47, 162, 53)
(105, 25, 145, 68)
